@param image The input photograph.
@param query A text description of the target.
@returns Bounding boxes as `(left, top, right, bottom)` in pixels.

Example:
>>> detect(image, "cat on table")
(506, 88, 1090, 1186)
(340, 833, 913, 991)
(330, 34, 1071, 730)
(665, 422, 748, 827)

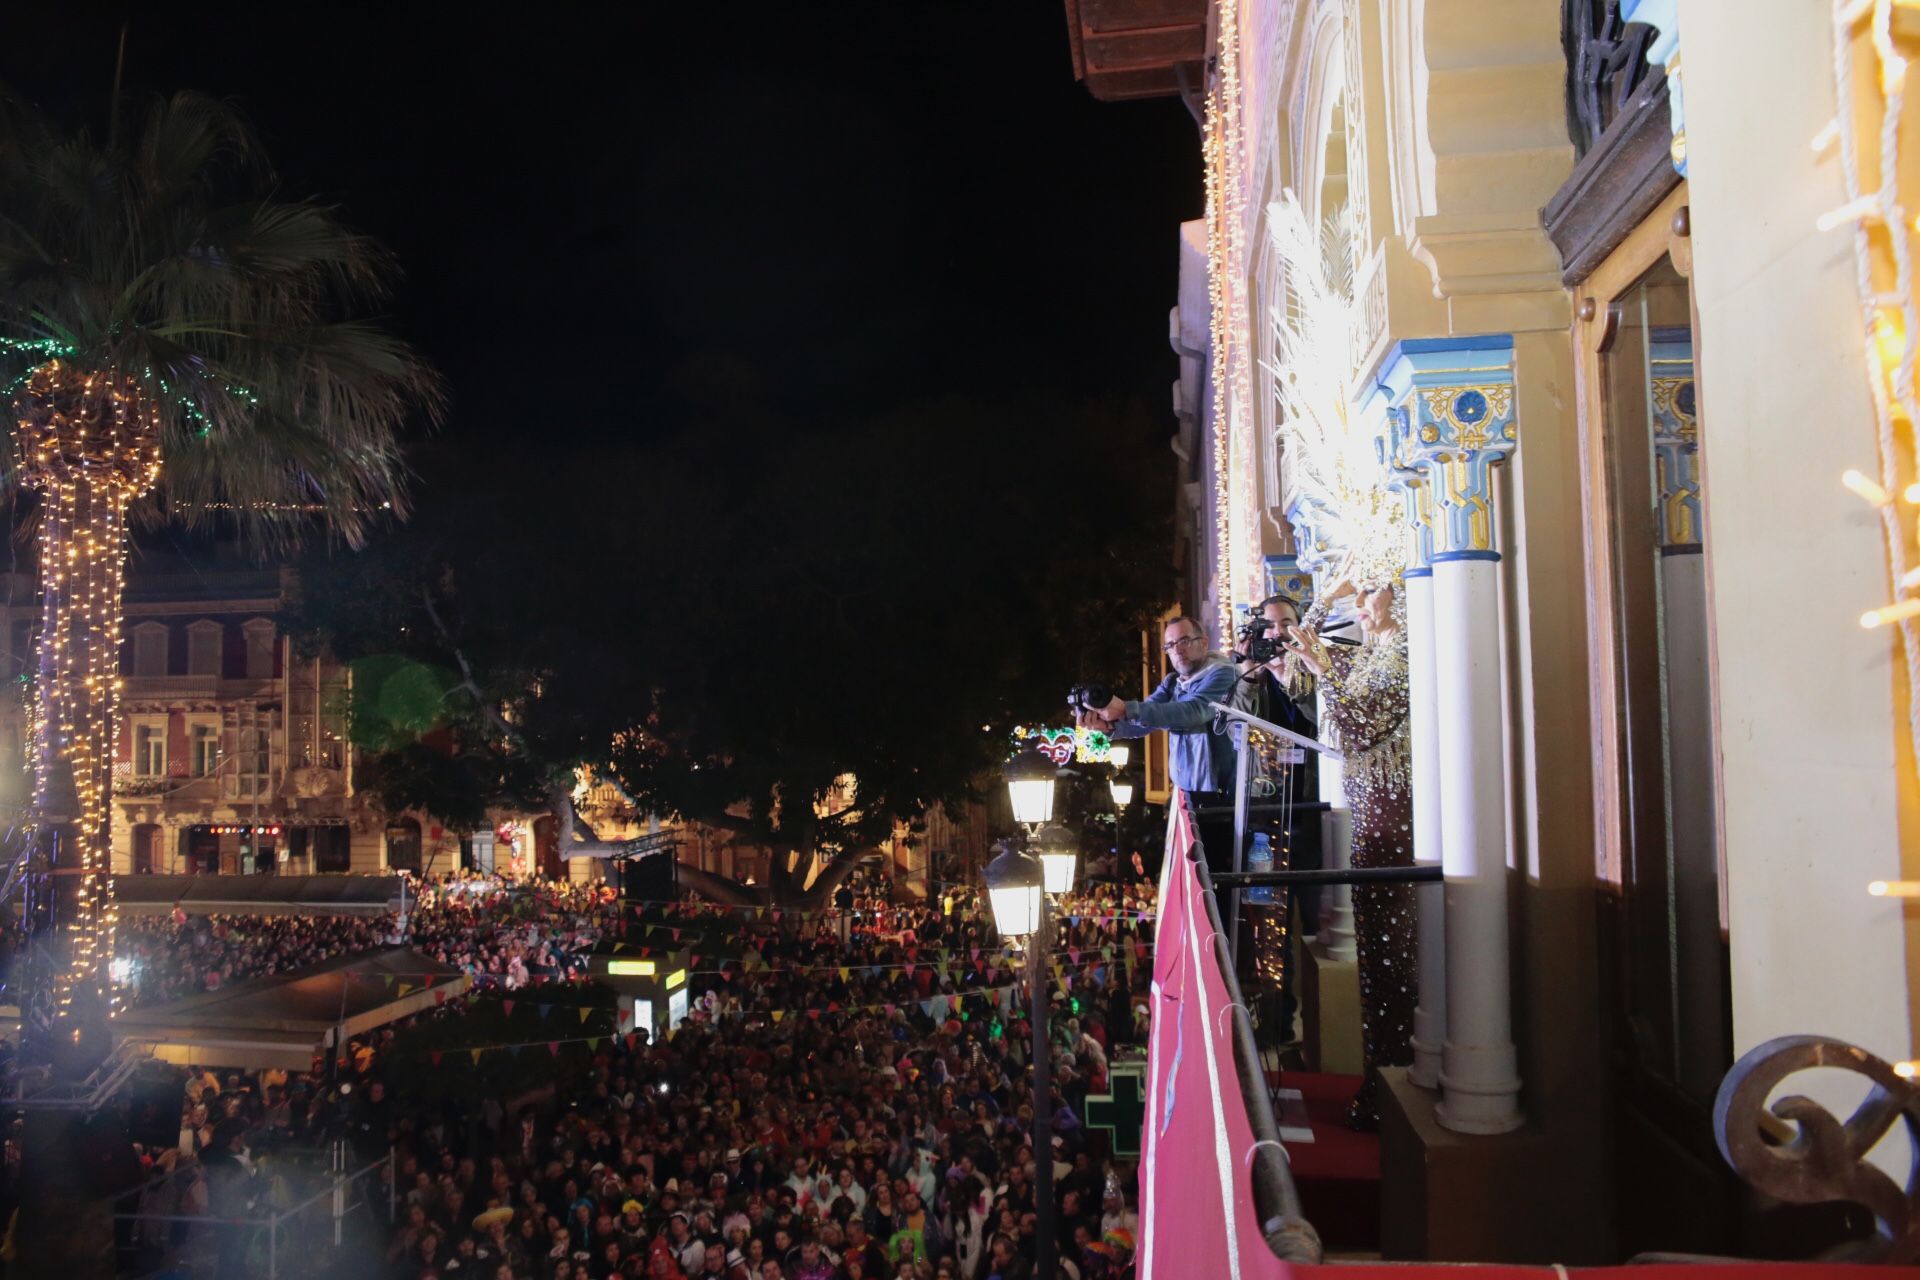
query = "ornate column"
(1379, 400, 1448, 1091)
(1383, 338, 1524, 1135)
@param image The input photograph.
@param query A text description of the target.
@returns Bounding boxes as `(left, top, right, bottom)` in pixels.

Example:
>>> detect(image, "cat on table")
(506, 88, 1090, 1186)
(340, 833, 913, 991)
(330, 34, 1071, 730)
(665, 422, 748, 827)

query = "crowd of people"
(112, 871, 1156, 1280)
(117, 874, 619, 1006)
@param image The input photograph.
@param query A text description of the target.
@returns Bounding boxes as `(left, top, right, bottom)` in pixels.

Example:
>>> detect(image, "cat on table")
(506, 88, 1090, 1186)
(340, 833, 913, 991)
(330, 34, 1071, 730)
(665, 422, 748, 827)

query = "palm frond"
(0, 86, 442, 547)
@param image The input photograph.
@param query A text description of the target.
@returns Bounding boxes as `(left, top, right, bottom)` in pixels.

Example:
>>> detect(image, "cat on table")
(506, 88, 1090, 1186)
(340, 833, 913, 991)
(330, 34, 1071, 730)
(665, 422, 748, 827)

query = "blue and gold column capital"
(1375, 336, 1517, 563)
(1262, 554, 1314, 608)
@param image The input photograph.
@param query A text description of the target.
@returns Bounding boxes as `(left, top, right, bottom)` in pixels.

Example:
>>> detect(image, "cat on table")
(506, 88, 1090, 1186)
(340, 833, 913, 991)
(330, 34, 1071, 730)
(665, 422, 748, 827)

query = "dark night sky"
(0, 3, 1200, 483)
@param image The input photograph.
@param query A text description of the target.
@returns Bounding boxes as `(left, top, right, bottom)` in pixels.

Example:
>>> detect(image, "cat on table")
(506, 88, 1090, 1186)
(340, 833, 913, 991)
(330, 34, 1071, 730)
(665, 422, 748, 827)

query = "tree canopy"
(297, 394, 1174, 898)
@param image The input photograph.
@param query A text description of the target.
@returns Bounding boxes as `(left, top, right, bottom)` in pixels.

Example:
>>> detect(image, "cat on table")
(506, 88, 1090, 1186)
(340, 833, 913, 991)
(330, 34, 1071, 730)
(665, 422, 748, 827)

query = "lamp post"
(993, 748, 1072, 1277)
(985, 839, 1059, 1280)
(1005, 748, 1058, 829)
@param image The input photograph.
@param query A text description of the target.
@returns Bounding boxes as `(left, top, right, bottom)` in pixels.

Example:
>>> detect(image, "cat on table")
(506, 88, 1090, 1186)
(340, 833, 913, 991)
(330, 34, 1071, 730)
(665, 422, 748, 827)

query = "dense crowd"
(118, 876, 618, 1005)
(117, 873, 1155, 1280)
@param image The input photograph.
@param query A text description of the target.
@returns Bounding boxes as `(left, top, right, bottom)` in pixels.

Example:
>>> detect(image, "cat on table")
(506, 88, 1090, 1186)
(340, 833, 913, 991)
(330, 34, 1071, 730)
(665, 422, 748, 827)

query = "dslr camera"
(1066, 683, 1114, 713)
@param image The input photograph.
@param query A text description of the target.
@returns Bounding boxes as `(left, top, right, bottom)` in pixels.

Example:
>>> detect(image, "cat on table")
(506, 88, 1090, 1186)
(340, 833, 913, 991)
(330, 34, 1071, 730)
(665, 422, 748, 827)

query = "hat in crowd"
(726, 1249, 746, 1269)
(664, 1178, 680, 1194)
(622, 1199, 644, 1216)
(726, 1148, 742, 1160)
(472, 1207, 515, 1231)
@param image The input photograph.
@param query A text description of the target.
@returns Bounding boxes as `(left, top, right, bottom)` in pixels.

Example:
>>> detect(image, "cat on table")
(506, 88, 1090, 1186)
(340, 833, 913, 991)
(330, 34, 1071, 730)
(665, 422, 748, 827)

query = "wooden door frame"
(1569, 181, 1723, 904)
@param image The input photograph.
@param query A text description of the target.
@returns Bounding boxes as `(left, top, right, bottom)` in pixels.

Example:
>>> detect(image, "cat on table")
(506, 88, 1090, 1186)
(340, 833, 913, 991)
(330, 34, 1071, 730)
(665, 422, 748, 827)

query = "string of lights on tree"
(14, 363, 164, 1019)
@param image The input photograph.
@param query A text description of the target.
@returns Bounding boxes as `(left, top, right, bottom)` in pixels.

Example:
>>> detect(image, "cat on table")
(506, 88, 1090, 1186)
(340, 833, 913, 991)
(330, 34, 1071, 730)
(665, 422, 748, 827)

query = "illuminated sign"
(664, 969, 686, 990)
(607, 959, 657, 977)
(1011, 725, 1112, 765)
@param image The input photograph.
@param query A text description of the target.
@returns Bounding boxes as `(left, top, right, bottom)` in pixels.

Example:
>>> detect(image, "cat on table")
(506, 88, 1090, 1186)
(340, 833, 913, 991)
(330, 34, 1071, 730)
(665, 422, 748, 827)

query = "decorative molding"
(1541, 61, 1680, 286)
(1619, 0, 1686, 176)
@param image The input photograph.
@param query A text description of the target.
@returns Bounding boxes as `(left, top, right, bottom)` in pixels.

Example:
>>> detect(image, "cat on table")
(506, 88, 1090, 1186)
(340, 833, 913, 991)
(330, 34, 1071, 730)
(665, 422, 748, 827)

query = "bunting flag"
(471, 1049, 484, 1066)
(578, 1008, 593, 1025)
(430, 1051, 443, 1067)
(548, 1042, 560, 1057)
(503, 1000, 515, 1017)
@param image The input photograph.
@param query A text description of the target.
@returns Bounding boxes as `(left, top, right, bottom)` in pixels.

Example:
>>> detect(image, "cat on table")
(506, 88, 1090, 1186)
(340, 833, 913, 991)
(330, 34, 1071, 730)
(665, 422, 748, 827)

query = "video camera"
(1232, 616, 1288, 665)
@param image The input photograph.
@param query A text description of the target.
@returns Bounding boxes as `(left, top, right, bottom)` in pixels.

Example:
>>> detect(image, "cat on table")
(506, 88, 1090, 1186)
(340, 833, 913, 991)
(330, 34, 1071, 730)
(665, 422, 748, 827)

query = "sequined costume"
(1306, 601, 1415, 1129)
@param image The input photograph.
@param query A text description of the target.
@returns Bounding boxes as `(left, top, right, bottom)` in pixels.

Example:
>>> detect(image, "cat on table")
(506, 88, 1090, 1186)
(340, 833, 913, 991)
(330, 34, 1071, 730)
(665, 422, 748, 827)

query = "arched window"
(242, 619, 276, 680)
(186, 620, 224, 677)
(132, 623, 169, 678)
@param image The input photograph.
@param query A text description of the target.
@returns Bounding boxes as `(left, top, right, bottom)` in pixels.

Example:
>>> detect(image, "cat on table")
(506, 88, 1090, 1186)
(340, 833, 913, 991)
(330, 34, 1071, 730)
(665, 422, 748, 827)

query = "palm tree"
(0, 91, 441, 1025)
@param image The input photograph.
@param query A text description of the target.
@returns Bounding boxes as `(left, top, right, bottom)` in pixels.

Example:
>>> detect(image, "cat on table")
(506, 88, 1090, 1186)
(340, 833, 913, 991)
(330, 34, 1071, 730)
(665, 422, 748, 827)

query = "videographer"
(1078, 616, 1240, 874)
(1228, 593, 1324, 1042)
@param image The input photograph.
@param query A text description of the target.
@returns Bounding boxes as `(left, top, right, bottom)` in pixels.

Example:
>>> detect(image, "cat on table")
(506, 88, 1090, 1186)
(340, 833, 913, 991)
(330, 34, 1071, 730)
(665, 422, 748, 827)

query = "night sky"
(0, 3, 1200, 493)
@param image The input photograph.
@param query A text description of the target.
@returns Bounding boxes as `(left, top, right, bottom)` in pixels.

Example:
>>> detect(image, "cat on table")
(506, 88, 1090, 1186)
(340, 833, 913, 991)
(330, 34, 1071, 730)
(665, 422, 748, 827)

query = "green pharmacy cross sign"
(1084, 1062, 1147, 1157)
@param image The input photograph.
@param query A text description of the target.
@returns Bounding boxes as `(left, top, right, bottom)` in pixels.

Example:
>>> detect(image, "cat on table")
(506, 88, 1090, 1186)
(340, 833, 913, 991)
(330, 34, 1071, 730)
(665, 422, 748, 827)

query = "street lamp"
(1005, 749, 1058, 829)
(1034, 822, 1078, 895)
(1107, 743, 1130, 770)
(1109, 779, 1134, 809)
(984, 838, 1059, 1280)
(985, 840, 1044, 939)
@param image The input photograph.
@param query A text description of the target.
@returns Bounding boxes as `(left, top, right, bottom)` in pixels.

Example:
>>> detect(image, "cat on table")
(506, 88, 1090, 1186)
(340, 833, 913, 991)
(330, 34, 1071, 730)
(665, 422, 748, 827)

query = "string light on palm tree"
(0, 92, 442, 1029)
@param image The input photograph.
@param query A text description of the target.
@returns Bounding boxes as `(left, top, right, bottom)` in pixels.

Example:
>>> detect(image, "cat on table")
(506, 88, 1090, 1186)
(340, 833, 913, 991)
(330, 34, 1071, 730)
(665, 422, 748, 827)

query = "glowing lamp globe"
(1108, 744, 1131, 770)
(1005, 749, 1058, 828)
(984, 841, 1045, 939)
(1110, 780, 1134, 809)
(1034, 823, 1079, 895)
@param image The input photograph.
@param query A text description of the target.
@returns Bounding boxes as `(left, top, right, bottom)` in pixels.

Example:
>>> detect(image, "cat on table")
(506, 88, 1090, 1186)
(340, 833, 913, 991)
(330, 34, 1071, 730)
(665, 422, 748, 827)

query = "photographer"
(1078, 616, 1240, 874)
(1227, 593, 1324, 1042)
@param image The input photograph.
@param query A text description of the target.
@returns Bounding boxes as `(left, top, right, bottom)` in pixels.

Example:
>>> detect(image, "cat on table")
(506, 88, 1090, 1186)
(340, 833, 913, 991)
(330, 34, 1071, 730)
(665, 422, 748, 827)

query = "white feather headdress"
(1265, 192, 1404, 588)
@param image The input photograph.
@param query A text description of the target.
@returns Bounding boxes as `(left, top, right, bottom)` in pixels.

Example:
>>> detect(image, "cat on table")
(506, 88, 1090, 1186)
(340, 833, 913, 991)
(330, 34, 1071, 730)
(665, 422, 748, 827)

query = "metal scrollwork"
(1563, 0, 1658, 156)
(1714, 1035, 1920, 1262)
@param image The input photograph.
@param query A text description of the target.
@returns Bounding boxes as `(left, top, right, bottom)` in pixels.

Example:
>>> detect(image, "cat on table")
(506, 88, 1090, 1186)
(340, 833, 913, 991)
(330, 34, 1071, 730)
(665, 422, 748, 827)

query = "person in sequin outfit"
(1285, 574, 1414, 1130)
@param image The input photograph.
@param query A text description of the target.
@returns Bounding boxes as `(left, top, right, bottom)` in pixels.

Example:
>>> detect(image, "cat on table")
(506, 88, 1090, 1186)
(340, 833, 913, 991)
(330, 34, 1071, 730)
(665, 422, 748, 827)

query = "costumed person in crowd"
(1283, 564, 1413, 1129)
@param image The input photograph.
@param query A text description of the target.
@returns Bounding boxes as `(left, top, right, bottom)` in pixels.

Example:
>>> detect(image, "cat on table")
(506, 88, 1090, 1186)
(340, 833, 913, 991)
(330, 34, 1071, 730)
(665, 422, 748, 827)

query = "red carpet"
(1269, 1070, 1379, 1249)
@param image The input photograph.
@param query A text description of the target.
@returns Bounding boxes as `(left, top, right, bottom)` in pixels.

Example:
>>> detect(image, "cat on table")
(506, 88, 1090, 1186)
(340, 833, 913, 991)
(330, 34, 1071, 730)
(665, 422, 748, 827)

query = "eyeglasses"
(1161, 635, 1202, 652)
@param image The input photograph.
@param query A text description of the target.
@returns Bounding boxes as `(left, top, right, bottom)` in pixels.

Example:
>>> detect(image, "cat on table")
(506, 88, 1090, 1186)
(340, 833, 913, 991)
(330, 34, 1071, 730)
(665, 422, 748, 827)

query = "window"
(187, 621, 223, 677)
(313, 826, 352, 874)
(188, 719, 221, 778)
(132, 624, 168, 678)
(236, 726, 272, 797)
(385, 819, 422, 873)
(242, 620, 275, 680)
(131, 717, 168, 777)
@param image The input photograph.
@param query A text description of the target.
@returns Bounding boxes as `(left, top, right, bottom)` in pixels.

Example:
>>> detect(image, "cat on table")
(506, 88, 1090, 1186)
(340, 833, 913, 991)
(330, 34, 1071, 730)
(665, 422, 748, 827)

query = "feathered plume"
(1265, 191, 1404, 586)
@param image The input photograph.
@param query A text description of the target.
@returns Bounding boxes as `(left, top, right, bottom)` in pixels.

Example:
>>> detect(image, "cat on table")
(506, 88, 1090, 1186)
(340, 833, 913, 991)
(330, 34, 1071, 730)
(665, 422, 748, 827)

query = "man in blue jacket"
(1081, 615, 1241, 874)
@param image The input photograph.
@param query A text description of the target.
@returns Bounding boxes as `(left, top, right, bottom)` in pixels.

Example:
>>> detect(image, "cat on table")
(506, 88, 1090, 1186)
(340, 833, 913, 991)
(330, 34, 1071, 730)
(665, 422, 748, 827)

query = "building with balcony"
(1069, 0, 1920, 1266)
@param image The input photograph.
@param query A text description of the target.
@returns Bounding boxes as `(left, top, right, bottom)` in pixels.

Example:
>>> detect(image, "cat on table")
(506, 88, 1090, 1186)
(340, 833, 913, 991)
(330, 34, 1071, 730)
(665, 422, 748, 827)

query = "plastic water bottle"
(1245, 831, 1275, 906)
